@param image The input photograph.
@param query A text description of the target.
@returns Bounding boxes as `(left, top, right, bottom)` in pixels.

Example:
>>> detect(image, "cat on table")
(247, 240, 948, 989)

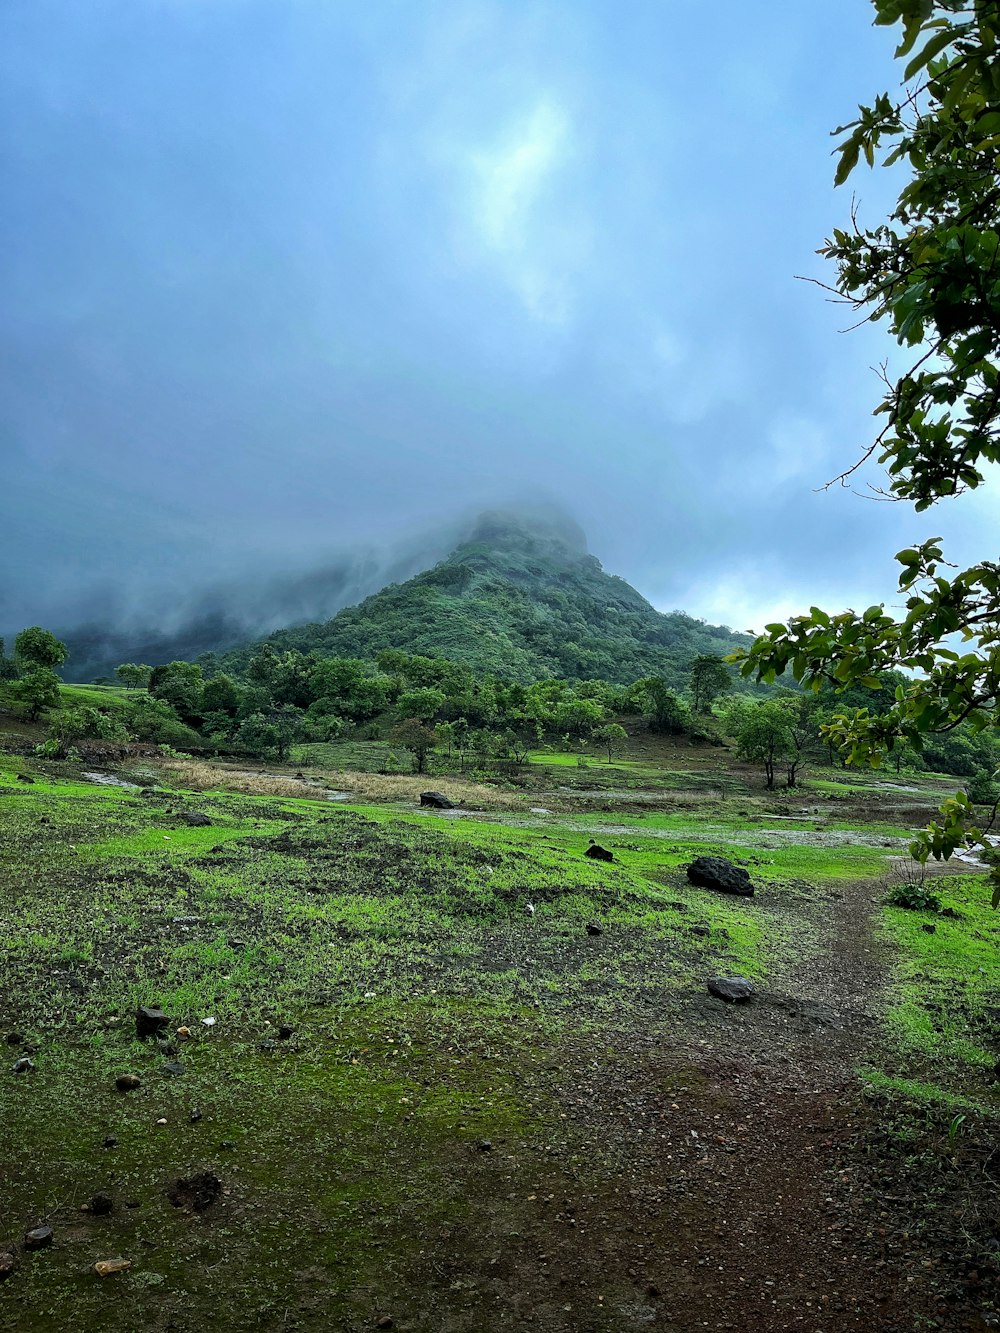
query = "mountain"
(223, 510, 748, 686)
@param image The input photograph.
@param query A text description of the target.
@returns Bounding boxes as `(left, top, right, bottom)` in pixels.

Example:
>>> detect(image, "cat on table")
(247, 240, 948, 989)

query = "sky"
(2, 0, 996, 655)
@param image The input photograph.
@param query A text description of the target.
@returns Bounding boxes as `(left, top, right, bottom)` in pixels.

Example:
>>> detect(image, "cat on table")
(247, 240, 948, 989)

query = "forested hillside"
(224, 512, 747, 686)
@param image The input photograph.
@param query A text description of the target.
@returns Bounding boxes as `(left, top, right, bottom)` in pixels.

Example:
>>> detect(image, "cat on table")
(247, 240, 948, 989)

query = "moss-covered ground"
(2, 744, 999, 1330)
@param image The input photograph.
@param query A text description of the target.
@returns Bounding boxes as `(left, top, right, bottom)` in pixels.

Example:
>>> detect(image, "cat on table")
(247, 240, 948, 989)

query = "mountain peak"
(458, 507, 589, 558)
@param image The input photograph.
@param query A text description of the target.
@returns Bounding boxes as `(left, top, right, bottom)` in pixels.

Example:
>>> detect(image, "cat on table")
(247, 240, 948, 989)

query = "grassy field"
(2, 739, 999, 1329)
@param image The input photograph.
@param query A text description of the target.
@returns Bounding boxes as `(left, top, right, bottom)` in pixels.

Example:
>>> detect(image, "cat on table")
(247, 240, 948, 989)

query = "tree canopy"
(740, 0, 1000, 890)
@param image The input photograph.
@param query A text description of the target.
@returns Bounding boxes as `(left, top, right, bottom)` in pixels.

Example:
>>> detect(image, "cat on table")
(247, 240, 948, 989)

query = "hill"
(224, 511, 748, 686)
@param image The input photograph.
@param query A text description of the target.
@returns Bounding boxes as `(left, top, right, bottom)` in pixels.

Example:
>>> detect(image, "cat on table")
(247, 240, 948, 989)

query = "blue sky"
(2, 0, 994, 646)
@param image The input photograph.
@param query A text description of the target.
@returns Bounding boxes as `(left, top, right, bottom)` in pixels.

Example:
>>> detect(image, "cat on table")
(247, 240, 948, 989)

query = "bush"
(885, 882, 943, 913)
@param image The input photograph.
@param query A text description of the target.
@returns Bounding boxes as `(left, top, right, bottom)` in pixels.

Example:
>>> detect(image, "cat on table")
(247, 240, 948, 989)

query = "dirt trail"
(440, 880, 923, 1333)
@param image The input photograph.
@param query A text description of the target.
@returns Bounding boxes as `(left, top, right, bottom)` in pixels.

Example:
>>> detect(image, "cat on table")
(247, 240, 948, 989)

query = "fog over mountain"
(4, 0, 1000, 663)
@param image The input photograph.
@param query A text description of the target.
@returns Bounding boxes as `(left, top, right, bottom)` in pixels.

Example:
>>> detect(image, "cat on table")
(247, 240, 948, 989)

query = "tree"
(738, 1, 1000, 890)
(396, 687, 446, 724)
(594, 722, 628, 764)
(390, 719, 438, 774)
(15, 668, 61, 721)
(726, 700, 795, 791)
(689, 655, 731, 713)
(149, 661, 204, 726)
(638, 677, 689, 735)
(14, 627, 67, 672)
(234, 706, 302, 763)
(115, 663, 152, 690)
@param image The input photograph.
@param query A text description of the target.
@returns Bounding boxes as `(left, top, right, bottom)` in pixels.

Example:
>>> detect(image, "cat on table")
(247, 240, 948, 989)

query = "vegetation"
(739, 0, 1000, 888)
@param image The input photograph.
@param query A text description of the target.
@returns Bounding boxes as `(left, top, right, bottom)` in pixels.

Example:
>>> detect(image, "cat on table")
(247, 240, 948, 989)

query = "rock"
(277, 1024, 294, 1040)
(0, 1251, 16, 1280)
(687, 856, 754, 897)
(477, 1139, 493, 1152)
(584, 841, 614, 862)
(178, 811, 212, 827)
(201, 1016, 216, 1028)
(160, 1060, 184, 1077)
(84, 1194, 114, 1216)
(11, 1057, 34, 1074)
(219, 1139, 235, 1151)
(377, 1318, 395, 1329)
(690, 924, 710, 937)
(189, 1107, 203, 1123)
(5, 1032, 24, 1046)
(419, 790, 455, 809)
(258, 1040, 275, 1053)
(103, 1136, 118, 1148)
(94, 1258, 131, 1277)
(175, 1026, 191, 1038)
(586, 921, 603, 936)
(115, 1073, 141, 1092)
(16, 774, 34, 784)
(707, 976, 755, 1004)
(23, 1227, 53, 1251)
(167, 1172, 222, 1213)
(135, 1006, 169, 1040)
(172, 916, 199, 925)
(922, 922, 937, 934)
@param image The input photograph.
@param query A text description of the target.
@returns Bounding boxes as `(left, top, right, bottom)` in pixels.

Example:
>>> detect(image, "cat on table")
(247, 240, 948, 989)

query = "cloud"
(459, 99, 584, 321)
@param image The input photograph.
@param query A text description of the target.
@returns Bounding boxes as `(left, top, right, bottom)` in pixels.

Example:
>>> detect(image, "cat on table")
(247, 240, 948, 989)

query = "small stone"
(175, 1026, 191, 1038)
(115, 1073, 141, 1092)
(84, 1194, 114, 1216)
(94, 1258, 131, 1277)
(23, 1227, 53, 1251)
(160, 1060, 184, 1077)
(477, 1139, 493, 1152)
(277, 1024, 294, 1040)
(201, 1016, 216, 1028)
(189, 1107, 203, 1123)
(922, 922, 936, 934)
(0, 1251, 16, 1280)
(258, 1040, 275, 1053)
(5, 1032, 24, 1046)
(584, 841, 614, 862)
(585, 921, 603, 936)
(707, 976, 755, 1004)
(178, 811, 212, 827)
(103, 1136, 118, 1148)
(219, 1139, 235, 1151)
(135, 1006, 169, 1040)
(12, 1057, 34, 1074)
(155, 1118, 168, 1126)
(377, 1318, 395, 1330)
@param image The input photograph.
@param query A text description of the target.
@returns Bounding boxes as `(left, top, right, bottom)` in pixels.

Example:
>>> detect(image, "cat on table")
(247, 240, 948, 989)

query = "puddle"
(83, 771, 140, 789)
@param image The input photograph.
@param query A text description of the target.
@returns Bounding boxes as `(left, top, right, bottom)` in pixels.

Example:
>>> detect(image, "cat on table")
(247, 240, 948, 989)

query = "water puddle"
(83, 771, 140, 789)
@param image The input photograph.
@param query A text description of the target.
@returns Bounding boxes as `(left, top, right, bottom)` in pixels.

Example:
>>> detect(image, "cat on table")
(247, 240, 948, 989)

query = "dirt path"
(419, 879, 927, 1333)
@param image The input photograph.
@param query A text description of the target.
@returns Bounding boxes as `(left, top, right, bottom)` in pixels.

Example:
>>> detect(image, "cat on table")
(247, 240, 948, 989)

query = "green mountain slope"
(226, 512, 748, 685)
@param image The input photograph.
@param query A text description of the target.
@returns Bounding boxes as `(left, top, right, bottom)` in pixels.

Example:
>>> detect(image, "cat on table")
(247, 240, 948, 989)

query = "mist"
(4, 0, 999, 664)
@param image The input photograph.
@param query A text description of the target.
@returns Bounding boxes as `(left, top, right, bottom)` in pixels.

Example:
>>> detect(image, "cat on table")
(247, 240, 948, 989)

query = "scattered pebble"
(377, 1318, 394, 1330)
(115, 1073, 141, 1092)
(23, 1227, 53, 1251)
(586, 921, 603, 936)
(201, 1017, 216, 1028)
(160, 1060, 185, 1077)
(156, 1118, 168, 1126)
(135, 1006, 169, 1040)
(189, 1107, 203, 1123)
(11, 1057, 34, 1074)
(103, 1136, 118, 1149)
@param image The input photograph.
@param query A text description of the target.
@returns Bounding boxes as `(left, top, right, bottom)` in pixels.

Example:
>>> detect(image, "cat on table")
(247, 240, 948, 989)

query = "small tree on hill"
(15, 668, 62, 721)
(689, 655, 732, 713)
(390, 719, 438, 774)
(595, 722, 628, 764)
(115, 663, 152, 690)
(15, 627, 67, 672)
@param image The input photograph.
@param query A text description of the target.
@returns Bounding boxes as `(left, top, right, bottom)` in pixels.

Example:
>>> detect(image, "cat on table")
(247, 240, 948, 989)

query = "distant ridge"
(223, 510, 748, 686)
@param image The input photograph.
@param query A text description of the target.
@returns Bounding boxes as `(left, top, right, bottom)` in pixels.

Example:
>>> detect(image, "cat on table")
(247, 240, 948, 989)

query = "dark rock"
(419, 790, 455, 810)
(708, 976, 755, 1004)
(85, 1194, 114, 1216)
(219, 1140, 235, 1151)
(12, 1057, 34, 1074)
(584, 841, 614, 862)
(167, 1172, 222, 1213)
(377, 1319, 395, 1330)
(0, 1251, 16, 1280)
(477, 1139, 493, 1152)
(5, 1032, 24, 1046)
(586, 922, 603, 936)
(23, 1227, 53, 1251)
(258, 1039, 276, 1052)
(103, 1136, 118, 1148)
(277, 1024, 294, 1040)
(189, 1108, 203, 1123)
(690, 924, 710, 937)
(160, 1060, 184, 1077)
(179, 810, 212, 827)
(135, 1006, 169, 1039)
(940, 906, 962, 919)
(115, 1073, 142, 1092)
(16, 774, 34, 784)
(687, 856, 754, 897)
(922, 922, 937, 934)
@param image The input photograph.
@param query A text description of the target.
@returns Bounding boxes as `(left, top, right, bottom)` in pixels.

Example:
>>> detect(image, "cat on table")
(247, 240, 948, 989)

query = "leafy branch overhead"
(739, 0, 1000, 892)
